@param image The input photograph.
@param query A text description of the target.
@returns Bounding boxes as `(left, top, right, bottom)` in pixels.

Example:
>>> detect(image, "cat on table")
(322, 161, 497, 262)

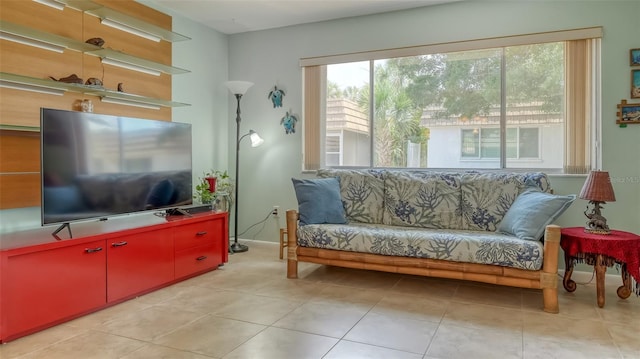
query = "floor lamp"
(225, 81, 264, 253)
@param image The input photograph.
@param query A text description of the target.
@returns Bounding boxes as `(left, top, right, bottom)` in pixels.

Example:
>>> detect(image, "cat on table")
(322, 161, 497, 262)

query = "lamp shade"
(225, 81, 254, 95)
(579, 171, 616, 202)
(249, 130, 264, 147)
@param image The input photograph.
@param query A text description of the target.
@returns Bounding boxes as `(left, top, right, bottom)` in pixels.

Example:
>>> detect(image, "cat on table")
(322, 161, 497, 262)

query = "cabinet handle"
(111, 241, 128, 247)
(85, 247, 103, 253)
(196, 231, 207, 236)
(196, 256, 207, 261)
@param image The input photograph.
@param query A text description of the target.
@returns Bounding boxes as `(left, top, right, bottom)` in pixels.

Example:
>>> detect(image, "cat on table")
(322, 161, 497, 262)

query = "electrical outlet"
(272, 206, 279, 216)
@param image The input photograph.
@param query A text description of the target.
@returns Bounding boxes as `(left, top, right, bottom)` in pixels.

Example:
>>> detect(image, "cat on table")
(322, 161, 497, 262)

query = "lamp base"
(230, 241, 248, 253)
(584, 227, 611, 235)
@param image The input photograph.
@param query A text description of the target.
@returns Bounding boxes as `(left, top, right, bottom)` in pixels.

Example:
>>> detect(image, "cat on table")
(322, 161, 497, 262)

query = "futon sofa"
(287, 169, 576, 313)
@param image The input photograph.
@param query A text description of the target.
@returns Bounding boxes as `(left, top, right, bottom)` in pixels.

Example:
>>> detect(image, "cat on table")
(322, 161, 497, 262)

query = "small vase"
(205, 177, 216, 193)
(80, 99, 93, 112)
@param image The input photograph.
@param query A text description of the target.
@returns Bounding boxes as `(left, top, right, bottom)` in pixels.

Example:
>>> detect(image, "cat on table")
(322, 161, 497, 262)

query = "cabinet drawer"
(174, 221, 221, 251)
(175, 244, 219, 278)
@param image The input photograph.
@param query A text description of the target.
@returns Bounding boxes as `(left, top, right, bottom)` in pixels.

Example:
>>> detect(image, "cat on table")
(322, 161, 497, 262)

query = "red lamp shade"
(579, 171, 616, 202)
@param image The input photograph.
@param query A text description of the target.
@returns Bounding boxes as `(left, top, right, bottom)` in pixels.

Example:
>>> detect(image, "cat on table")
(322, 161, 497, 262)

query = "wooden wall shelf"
(0, 72, 189, 109)
(41, 0, 191, 42)
(0, 21, 190, 76)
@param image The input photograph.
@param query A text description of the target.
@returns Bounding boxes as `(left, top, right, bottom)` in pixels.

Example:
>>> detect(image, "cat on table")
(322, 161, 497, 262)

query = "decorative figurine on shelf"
(268, 86, 285, 108)
(85, 78, 103, 87)
(85, 37, 105, 47)
(117, 83, 125, 92)
(49, 74, 82, 84)
(280, 111, 298, 134)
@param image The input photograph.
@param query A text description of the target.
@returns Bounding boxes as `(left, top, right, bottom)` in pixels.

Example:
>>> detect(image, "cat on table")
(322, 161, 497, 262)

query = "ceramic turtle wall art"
(280, 111, 298, 134)
(268, 86, 285, 108)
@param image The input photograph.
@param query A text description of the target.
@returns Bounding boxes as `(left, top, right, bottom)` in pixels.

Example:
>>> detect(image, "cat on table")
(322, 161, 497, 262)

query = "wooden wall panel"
(0, 1, 83, 40)
(0, 131, 40, 209)
(0, 174, 40, 209)
(0, 131, 40, 173)
(0, 0, 178, 209)
(0, 42, 84, 80)
(0, 90, 86, 128)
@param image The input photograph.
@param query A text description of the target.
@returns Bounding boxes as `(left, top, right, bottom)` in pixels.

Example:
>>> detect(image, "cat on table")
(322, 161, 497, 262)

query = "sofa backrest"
(317, 169, 385, 224)
(318, 169, 550, 231)
(383, 171, 463, 229)
(459, 172, 550, 231)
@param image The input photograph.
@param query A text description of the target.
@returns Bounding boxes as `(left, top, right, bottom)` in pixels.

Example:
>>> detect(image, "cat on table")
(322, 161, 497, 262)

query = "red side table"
(560, 227, 640, 307)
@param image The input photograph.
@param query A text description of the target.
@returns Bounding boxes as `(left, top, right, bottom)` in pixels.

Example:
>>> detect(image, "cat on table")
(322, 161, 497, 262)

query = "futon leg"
(542, 287, 559, 313)
(286, 210, 299, 279)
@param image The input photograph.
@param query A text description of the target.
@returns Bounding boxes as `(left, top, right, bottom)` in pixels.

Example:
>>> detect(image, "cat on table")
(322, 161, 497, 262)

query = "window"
(462, 127, 539, 160)
(302, 28, 601, 173)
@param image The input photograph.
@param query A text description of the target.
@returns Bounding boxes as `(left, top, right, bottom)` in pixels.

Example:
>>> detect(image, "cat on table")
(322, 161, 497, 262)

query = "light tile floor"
(2, 240, 639, 359)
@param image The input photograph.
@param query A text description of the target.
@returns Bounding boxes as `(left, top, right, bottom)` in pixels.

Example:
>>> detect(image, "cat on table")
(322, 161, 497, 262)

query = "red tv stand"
(0, 211, 228, 343)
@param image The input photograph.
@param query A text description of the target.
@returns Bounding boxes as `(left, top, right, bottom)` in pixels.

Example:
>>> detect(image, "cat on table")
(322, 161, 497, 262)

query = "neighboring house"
(326, 98, 370, 166)
(325, 98, 563, 170)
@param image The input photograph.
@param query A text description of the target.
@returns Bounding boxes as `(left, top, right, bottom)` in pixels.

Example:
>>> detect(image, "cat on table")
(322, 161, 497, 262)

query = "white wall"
(227, 0, 640, 241)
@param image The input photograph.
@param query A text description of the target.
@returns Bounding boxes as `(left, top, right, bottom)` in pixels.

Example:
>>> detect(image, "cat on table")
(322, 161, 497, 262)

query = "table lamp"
(579, 170, 616, 234)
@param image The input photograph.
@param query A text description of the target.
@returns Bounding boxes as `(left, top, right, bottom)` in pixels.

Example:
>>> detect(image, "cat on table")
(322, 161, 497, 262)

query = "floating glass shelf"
(0, 72, 190, 108)
(1, 21, 190, 76)
(0, 21, 99, 53)
(0, 124, 40, 132)
(90, 49, 189, 75)
(50, 0, 190, 42)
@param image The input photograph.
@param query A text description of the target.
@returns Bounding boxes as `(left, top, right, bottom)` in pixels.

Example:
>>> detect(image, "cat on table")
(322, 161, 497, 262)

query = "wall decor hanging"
(268, 86, 285, 108)
(631, 48, 640, 66)
(616, 99, 640, 124)
(632, 69, 640, 98)
(280, 111, 298, 134)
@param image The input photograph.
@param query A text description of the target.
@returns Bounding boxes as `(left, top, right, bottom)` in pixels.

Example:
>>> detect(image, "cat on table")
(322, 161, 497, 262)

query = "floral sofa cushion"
(460, 172, 551, 231)
(317, 169, 385, 224)
(297, 222, 544, 270)
(383, 171, 462, 229)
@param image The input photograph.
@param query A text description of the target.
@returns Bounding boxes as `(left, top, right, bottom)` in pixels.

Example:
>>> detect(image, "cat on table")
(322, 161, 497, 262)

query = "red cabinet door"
(2, 240, 106, 340)
(107, 230, 174, 302)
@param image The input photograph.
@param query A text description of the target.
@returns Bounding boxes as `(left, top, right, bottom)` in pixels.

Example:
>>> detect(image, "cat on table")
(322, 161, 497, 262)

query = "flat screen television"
(41, 108, 192, 228)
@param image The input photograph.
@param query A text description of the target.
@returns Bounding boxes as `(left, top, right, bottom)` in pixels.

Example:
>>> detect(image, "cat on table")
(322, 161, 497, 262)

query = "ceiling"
(148, 0, 458, 35)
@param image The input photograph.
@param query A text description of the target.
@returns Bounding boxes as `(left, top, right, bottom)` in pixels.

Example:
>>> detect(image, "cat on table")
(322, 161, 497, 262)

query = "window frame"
(302, 27, 602, 173)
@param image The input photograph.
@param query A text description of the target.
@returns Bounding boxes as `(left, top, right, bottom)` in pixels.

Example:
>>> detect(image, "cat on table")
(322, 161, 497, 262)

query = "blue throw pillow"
(292, 177, 347, 225)
(497, 187, 576, 241)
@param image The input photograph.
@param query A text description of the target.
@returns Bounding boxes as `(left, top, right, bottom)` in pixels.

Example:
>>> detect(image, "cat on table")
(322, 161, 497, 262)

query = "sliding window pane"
(326, 62, 371, 167)
(419, 49, 501, 168)
(505, 43, 563, 169)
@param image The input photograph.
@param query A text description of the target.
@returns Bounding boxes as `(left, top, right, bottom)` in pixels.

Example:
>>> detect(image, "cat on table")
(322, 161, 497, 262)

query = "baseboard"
(558, 268, 623, 285)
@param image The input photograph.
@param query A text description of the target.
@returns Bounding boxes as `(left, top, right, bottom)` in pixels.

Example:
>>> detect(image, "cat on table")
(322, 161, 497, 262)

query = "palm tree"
(360, 63, 425, 167)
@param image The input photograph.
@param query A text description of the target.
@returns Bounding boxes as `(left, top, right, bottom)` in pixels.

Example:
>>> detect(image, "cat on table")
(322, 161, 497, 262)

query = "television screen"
(41, 108, 192, 225)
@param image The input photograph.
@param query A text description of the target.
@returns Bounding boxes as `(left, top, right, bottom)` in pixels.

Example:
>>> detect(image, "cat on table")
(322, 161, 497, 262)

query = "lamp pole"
(225, 80, 254, 253)
(232, 93, 248, 253)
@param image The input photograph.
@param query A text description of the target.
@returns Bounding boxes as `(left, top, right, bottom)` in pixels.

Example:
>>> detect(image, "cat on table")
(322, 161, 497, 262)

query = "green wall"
(224, 0, 640, 242)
